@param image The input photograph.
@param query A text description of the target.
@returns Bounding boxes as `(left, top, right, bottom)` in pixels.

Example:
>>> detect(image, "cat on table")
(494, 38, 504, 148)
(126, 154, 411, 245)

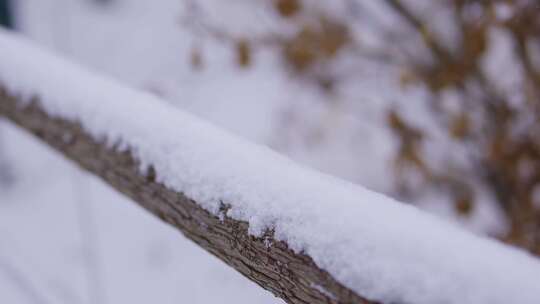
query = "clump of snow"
(0, 29, 540, 304)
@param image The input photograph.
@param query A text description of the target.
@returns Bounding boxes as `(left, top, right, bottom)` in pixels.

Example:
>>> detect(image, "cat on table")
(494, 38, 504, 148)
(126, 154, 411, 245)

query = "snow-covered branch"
(0, 29, 539, 304)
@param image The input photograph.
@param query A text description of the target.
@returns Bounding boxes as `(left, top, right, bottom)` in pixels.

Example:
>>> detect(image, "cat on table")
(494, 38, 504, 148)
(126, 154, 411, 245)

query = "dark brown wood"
(0, 88, 375, 304)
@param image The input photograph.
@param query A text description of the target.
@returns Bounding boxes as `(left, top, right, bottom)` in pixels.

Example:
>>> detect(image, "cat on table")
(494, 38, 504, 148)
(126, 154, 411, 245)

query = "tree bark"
(0, 88, 375, 304)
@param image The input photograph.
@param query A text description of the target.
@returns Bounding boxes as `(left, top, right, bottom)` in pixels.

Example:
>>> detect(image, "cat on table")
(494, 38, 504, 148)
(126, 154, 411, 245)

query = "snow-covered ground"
(0, 0, 524, 303)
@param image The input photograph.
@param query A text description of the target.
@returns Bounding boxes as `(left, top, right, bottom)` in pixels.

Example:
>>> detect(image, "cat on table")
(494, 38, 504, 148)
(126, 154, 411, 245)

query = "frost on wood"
(1, 29, 540, 304)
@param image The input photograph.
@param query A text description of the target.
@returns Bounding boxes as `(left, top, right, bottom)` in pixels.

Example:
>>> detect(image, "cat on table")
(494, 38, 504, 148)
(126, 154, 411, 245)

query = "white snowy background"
(0, 0, 521, 303)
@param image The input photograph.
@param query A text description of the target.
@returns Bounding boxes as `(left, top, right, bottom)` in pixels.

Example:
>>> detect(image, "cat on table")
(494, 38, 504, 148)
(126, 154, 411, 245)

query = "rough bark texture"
(0, 88, 375, 304)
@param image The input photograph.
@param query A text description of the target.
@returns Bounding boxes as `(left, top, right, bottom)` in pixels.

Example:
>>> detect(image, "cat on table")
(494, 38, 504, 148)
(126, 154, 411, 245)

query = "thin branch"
(383, 0, 453, 62)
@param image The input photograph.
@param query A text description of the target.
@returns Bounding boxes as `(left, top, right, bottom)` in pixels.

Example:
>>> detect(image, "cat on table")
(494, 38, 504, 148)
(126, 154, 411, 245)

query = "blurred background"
(1, 0, 540, 303)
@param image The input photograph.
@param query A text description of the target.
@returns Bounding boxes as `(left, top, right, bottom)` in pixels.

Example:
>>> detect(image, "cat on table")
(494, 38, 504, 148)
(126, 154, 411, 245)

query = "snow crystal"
(0, 29, 540, 304)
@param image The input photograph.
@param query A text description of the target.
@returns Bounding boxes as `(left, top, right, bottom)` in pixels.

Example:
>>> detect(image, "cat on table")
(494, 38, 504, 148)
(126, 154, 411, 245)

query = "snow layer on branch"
(0, 29, 539, 304)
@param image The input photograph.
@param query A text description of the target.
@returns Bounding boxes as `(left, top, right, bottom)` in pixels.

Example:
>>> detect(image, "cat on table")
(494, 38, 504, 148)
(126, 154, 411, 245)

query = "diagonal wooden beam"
(0, 88, 373, 304)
